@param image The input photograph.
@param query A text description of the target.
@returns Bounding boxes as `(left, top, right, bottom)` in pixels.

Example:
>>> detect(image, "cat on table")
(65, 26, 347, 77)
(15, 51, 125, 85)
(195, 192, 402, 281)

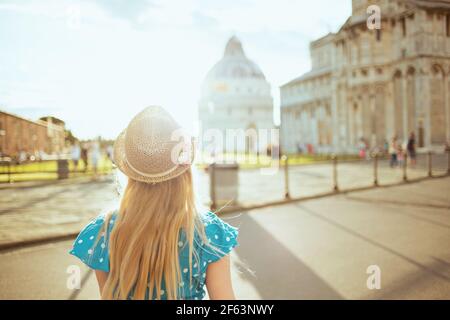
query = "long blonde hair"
(101, 169, 205, 300)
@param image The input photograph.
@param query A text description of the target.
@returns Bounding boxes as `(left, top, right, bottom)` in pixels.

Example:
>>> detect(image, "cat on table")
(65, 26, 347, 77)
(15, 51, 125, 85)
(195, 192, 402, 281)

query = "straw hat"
(113, 106, 194, 184)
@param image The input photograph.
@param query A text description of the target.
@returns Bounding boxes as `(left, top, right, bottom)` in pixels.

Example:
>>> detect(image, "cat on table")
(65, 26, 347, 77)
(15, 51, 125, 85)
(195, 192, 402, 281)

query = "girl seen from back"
(70, 106, 239, 300)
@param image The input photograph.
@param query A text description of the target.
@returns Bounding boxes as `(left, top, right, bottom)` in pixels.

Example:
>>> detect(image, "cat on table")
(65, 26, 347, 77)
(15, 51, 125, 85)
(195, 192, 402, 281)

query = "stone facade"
(199, 36, 274, 154)
(0, 110, 66, 159)
(280, 0, 450, 154)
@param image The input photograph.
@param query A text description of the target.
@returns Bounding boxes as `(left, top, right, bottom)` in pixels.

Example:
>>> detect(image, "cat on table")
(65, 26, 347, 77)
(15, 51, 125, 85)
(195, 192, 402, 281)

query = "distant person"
(106, 145, 113, 162)
(358, 138, 367, 159)
(307, 143, 314, 154)
(71, 143, 81, 171)
(38, 149, 46, 161)
(266, 144, 270, 157)
(81, 143, 89, 172)
(18, 150, 27, 163)
(296, 142, 303, 154)
(397, 144, 405, 167)
(383, 140, 389, 156)
(69, 106, 239, 300)
(89, 141, 101, 180)
(407, 132, 416, 167)
(389, 136, 398, 168)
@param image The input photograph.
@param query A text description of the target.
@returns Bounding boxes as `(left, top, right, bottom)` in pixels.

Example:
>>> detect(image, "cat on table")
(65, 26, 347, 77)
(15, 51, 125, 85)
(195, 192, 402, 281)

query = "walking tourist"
(407, 132, 416, 167)
(397, 144, 405, 167)
(89, 141, 101, 180)
(71, 143, 81, 171)
(70, 106, 239, 300)
(358, 137, 367, 159)
(106, 145, 113, 161)
(18, 150, 27, 163)
(389, 136, 398, 168)
(81, 143, 89, 172)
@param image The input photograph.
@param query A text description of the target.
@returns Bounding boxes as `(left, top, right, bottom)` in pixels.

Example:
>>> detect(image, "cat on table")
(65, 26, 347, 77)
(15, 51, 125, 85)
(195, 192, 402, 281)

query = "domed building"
(199, 36, 274, 154)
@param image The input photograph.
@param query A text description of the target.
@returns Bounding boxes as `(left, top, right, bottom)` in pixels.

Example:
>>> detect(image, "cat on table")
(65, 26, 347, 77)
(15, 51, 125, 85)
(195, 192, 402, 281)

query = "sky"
(0, 0, 351, 140)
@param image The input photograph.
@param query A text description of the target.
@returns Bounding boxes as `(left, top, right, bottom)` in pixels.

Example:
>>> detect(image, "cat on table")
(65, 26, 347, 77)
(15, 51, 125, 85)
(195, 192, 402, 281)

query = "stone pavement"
(0, 177, 448, 299)
(0, 176, 119, 248)
(195, 153, 449, 205)
(0, 155, 448, 249)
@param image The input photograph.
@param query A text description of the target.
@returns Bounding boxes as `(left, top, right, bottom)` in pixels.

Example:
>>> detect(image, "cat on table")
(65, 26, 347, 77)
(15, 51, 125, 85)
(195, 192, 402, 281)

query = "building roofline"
(310, 32, 336, 48)
(280, 67, 332, 88)
(409, 0, 450, 11)
(0, 109, 49, 128)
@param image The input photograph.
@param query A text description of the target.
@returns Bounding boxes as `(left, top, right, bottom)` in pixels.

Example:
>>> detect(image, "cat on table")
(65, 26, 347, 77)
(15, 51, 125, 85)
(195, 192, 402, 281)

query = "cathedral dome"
(205, 36, 266, 81)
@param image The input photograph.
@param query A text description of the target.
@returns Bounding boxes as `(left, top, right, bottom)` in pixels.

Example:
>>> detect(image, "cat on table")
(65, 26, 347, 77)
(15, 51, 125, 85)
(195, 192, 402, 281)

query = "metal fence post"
(210, 163, 217, 211)
(447, 149, 450, 175)
(427, 151, 432, 177)
(403, 151, 408, 182)
(332, 154, 339, 192)
(373, 152, 378, 186)
(283, 155, 290, 199)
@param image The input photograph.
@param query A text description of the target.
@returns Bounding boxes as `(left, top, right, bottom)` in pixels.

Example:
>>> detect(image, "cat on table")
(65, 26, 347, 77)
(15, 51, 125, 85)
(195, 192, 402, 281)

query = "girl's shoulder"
(69, 210, 118, 272)
(196, 211, 239, 264)
(201, 211, 238, 234)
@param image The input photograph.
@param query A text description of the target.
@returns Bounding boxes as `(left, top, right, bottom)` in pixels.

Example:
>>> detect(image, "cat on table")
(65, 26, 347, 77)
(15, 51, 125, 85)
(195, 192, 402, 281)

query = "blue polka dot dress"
(69, 211, 239, 300)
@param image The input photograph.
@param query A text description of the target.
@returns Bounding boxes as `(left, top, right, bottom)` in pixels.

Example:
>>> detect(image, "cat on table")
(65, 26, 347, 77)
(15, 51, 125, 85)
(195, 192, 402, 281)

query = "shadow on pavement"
(228, 213, 343, 299)
(365, 255, 450, 299)
(296, 204, 450, 282)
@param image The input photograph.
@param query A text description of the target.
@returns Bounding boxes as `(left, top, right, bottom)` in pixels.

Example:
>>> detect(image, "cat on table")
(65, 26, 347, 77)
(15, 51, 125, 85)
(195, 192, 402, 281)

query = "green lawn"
(0, 158, 114, 183)
(0, 153, 362, 182)
(195, 152, 361, 169)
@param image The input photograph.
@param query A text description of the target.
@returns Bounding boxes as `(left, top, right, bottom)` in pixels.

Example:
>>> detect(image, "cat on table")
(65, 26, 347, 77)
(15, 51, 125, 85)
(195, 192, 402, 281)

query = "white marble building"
(281, 0, 450, 154)
(199, 36, 274, 154)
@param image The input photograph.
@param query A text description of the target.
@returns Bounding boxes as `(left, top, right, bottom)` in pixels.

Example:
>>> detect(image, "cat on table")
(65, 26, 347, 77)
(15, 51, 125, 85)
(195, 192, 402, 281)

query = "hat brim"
(113, 130, 195, 184)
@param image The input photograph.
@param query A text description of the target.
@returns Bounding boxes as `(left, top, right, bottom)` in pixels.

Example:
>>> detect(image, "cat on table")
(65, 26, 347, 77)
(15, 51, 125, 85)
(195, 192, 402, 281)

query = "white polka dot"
(193, 263, 197, 268)
(208, 238, 211, 243)
(194, 297, 198, 300)
(89, 236, 94, 240)
(161, 290, 165, 295)
(226, 237, 230, 242)
(208, 260, 212, 263)
(202, 273, 206, 278)
(87, 249, 93, 255)
(214, 234, 219, 240)
(180, 282, 184, 287)
(77, 240, 83, 244)
(178, 241, 183, 247)
(100, 243, 106, 249)
(99, 258, 104, 263)
(203, 262, 207, 267)
(183, 268, 188, 273)
(110, 220, 114, 224)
